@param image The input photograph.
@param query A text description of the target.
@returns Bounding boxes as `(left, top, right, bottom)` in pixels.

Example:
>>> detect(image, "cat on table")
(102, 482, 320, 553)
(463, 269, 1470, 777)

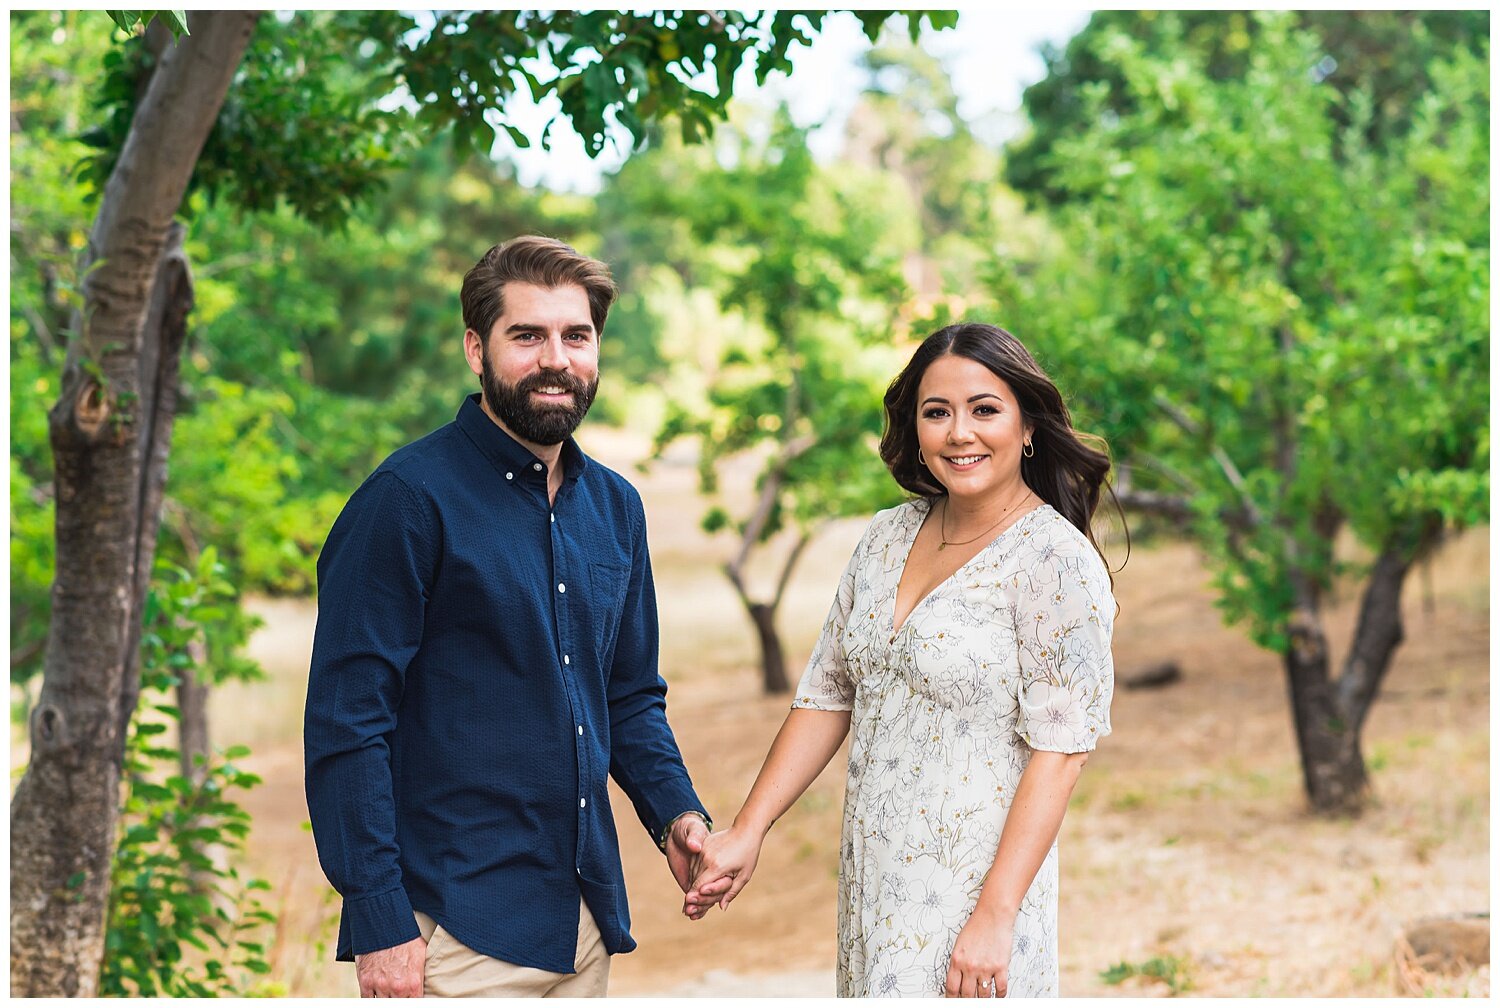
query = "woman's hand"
(681, 825, 764, 919)
(945, 904, 1015, 997)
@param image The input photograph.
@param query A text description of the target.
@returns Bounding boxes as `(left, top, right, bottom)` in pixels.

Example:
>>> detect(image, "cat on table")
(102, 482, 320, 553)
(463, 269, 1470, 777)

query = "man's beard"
(481, 359, 598, 447)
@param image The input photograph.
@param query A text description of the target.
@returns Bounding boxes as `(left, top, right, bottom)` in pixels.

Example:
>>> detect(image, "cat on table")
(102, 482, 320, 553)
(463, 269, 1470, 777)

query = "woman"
(683, 323, 1118, 998)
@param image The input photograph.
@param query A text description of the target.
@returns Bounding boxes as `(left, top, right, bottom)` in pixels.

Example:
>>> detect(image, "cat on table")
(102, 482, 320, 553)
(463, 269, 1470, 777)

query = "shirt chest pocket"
(585, 561, 630, 657)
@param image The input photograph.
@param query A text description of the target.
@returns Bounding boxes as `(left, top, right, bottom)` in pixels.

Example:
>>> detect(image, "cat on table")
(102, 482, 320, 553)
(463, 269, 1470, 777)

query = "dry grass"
(19, 426, 1487, 997)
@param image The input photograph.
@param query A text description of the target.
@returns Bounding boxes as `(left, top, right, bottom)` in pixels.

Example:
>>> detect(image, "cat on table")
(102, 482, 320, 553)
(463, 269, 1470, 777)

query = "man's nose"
(538, 334, 569, 371)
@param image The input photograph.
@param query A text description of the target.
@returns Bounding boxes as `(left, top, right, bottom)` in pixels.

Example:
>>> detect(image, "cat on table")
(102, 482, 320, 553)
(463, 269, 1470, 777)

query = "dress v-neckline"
(889, 499, 1045, 636)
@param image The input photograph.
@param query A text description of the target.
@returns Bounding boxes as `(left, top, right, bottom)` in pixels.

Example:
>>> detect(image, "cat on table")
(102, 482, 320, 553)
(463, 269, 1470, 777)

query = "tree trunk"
(1283, 609, 1369, 815)
(178, 660, 211, 786)
(723, 526, 813, 695)
(9, 13, 257, 997)
(1284, 529, 1429, 816)
(749, 602, 790, 693)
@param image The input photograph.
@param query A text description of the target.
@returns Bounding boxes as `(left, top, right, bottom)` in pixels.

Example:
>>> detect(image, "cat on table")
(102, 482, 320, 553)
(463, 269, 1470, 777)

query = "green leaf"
(158, 10, 189, 37)
(502, 123, 531, 149)
(107, 11, 144, 33)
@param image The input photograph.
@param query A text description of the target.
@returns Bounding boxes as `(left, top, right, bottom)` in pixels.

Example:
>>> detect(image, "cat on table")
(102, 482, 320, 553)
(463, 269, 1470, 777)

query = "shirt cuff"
(657, 809, 713, 851)
(344, 887, 419, 956)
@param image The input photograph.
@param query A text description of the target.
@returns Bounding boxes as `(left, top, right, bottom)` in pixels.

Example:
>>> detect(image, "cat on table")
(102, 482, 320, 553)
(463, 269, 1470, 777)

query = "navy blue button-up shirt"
(304, 394, 708, 973)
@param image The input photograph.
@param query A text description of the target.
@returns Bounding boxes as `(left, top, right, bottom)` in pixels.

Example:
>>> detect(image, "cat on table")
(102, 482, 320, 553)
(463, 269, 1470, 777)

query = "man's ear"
(463, 329, 484, 377)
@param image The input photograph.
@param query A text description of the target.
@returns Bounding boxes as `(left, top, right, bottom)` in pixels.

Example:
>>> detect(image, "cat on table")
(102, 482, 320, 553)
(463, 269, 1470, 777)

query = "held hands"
(664, 812, 711, 895)
(355, 935, 427, 998)
(944, 904, 1014, 998)
(681, 824, 764, 920)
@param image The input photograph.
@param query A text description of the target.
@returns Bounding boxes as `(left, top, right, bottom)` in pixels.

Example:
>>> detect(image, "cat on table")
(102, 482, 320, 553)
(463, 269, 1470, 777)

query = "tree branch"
(1113, 489, 1195, 526)
(770, 529, 815, 611)
(1336, 519, 1441, 735)
(21, 303, 59, 367)
(724, 432, 815, 587)
(1152, 392, 1263, 528)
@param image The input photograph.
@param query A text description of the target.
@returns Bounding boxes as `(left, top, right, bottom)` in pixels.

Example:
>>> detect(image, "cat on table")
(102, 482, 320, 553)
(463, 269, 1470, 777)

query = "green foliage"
(164, 368, 408, 595)
(80, 10, 958, 229)
(600, 109, 920, 544)
(9, 12, 108, 365)
(390, 10, 957, 160)
(100, 552, 273, 997)
(853, 39, 1004, 253)
(1099, 954, 1194, 994)
(1006, 10, 1490, 206)
(179, 134, 589, 406)
(1005, 14, 1488, 649)
(106, 10, 187, 37)
(83, 12, 404, 225)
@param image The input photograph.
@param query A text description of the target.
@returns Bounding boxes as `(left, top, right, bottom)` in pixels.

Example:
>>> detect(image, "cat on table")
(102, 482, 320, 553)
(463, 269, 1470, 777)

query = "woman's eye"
(921, 408, 948, 420)
(973, 404, 998, 416)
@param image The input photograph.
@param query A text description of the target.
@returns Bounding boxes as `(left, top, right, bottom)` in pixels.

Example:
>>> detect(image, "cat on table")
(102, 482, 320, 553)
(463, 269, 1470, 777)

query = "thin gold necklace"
(938, 488, 1034, 551)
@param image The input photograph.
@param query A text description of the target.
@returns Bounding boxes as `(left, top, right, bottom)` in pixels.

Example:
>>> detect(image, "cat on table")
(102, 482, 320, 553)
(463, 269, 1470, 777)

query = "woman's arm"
(682, 706, 851, 917)
(944, 748, 1090, 997)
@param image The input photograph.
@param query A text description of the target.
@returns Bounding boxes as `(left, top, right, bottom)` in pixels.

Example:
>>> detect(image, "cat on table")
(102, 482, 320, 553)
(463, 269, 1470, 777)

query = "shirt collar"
(456, 393, 589, 484)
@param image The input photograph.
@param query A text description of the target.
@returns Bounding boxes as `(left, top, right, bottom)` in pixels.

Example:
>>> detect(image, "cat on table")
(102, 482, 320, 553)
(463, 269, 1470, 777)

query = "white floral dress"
(792, 499, 1114, 998)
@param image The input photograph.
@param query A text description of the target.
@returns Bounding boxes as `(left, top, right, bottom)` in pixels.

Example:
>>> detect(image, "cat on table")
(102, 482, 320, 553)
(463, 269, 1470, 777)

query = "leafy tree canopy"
(1006, 9, 1489, 206)
(1008, 13, 1487, 647)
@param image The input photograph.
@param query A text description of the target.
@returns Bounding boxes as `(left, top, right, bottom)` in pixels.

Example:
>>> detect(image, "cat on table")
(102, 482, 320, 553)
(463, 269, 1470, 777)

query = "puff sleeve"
(1011, 522, 1115, 753)
(790, 526, 869, 712)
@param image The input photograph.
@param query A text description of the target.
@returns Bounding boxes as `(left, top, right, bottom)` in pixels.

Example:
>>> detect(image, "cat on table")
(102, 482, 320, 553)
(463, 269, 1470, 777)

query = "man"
(305, 236, 712, 997)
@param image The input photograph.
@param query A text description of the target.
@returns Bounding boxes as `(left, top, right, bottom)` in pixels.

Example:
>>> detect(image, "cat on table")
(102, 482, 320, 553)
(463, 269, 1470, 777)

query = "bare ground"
(36, 427, 1487, 998)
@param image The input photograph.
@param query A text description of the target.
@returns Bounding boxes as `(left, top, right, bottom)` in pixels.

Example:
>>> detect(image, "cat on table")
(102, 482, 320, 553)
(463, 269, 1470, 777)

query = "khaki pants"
(413, 898, 609, 998)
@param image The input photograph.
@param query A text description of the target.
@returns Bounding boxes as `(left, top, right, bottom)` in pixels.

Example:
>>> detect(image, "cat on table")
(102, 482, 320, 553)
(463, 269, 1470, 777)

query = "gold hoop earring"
(1023, 441, 1035, 458)
(918, 450, 928, 467)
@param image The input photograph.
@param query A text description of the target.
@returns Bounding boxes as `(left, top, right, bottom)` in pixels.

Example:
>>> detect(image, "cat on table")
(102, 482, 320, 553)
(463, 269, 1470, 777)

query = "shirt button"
(550, 513, 555, 523)
(563, 654, 571, 665)
(558, 583, 566, 593)
(533, 462, 543, 471)
(577, 725, 583, 736)
(505, 472, 514, 480)
(580, 798, 587, 808)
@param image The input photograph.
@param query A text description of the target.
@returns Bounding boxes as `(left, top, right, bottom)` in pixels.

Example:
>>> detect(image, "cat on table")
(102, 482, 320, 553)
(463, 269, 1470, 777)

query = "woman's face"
(914, 353, 1032, 502)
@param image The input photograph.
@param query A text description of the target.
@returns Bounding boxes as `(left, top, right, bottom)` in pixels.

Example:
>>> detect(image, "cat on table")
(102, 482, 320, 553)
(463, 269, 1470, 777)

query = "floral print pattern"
(793, 499, 1114, 998)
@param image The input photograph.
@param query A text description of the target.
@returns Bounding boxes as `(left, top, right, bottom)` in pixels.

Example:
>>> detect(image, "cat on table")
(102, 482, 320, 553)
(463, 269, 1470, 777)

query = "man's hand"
(664, 812, 709, 894)
(355, 935, 427, 998)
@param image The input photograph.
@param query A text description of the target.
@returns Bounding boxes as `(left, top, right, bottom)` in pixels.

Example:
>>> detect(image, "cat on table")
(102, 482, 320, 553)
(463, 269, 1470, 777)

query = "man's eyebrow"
(504, 322, 594, 332)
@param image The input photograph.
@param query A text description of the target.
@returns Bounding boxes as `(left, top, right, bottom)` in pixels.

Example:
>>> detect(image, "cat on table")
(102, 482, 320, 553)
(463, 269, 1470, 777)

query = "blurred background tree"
(1004, 9, 1490, 207)
(994, 12, 1487, 814)
(600, 109, 921, 690)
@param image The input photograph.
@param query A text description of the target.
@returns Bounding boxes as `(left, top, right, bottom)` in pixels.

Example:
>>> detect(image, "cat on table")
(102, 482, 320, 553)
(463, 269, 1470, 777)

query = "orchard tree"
(1004, 9, 1489, 206)
(600, 115, 921, 690)
(1009, 15, 1487, 813)
(9, 9, 955, 995)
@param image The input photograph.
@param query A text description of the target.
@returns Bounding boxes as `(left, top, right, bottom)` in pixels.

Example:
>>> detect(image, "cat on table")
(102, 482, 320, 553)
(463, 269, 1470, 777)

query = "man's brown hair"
(460, 236, 618, 346)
